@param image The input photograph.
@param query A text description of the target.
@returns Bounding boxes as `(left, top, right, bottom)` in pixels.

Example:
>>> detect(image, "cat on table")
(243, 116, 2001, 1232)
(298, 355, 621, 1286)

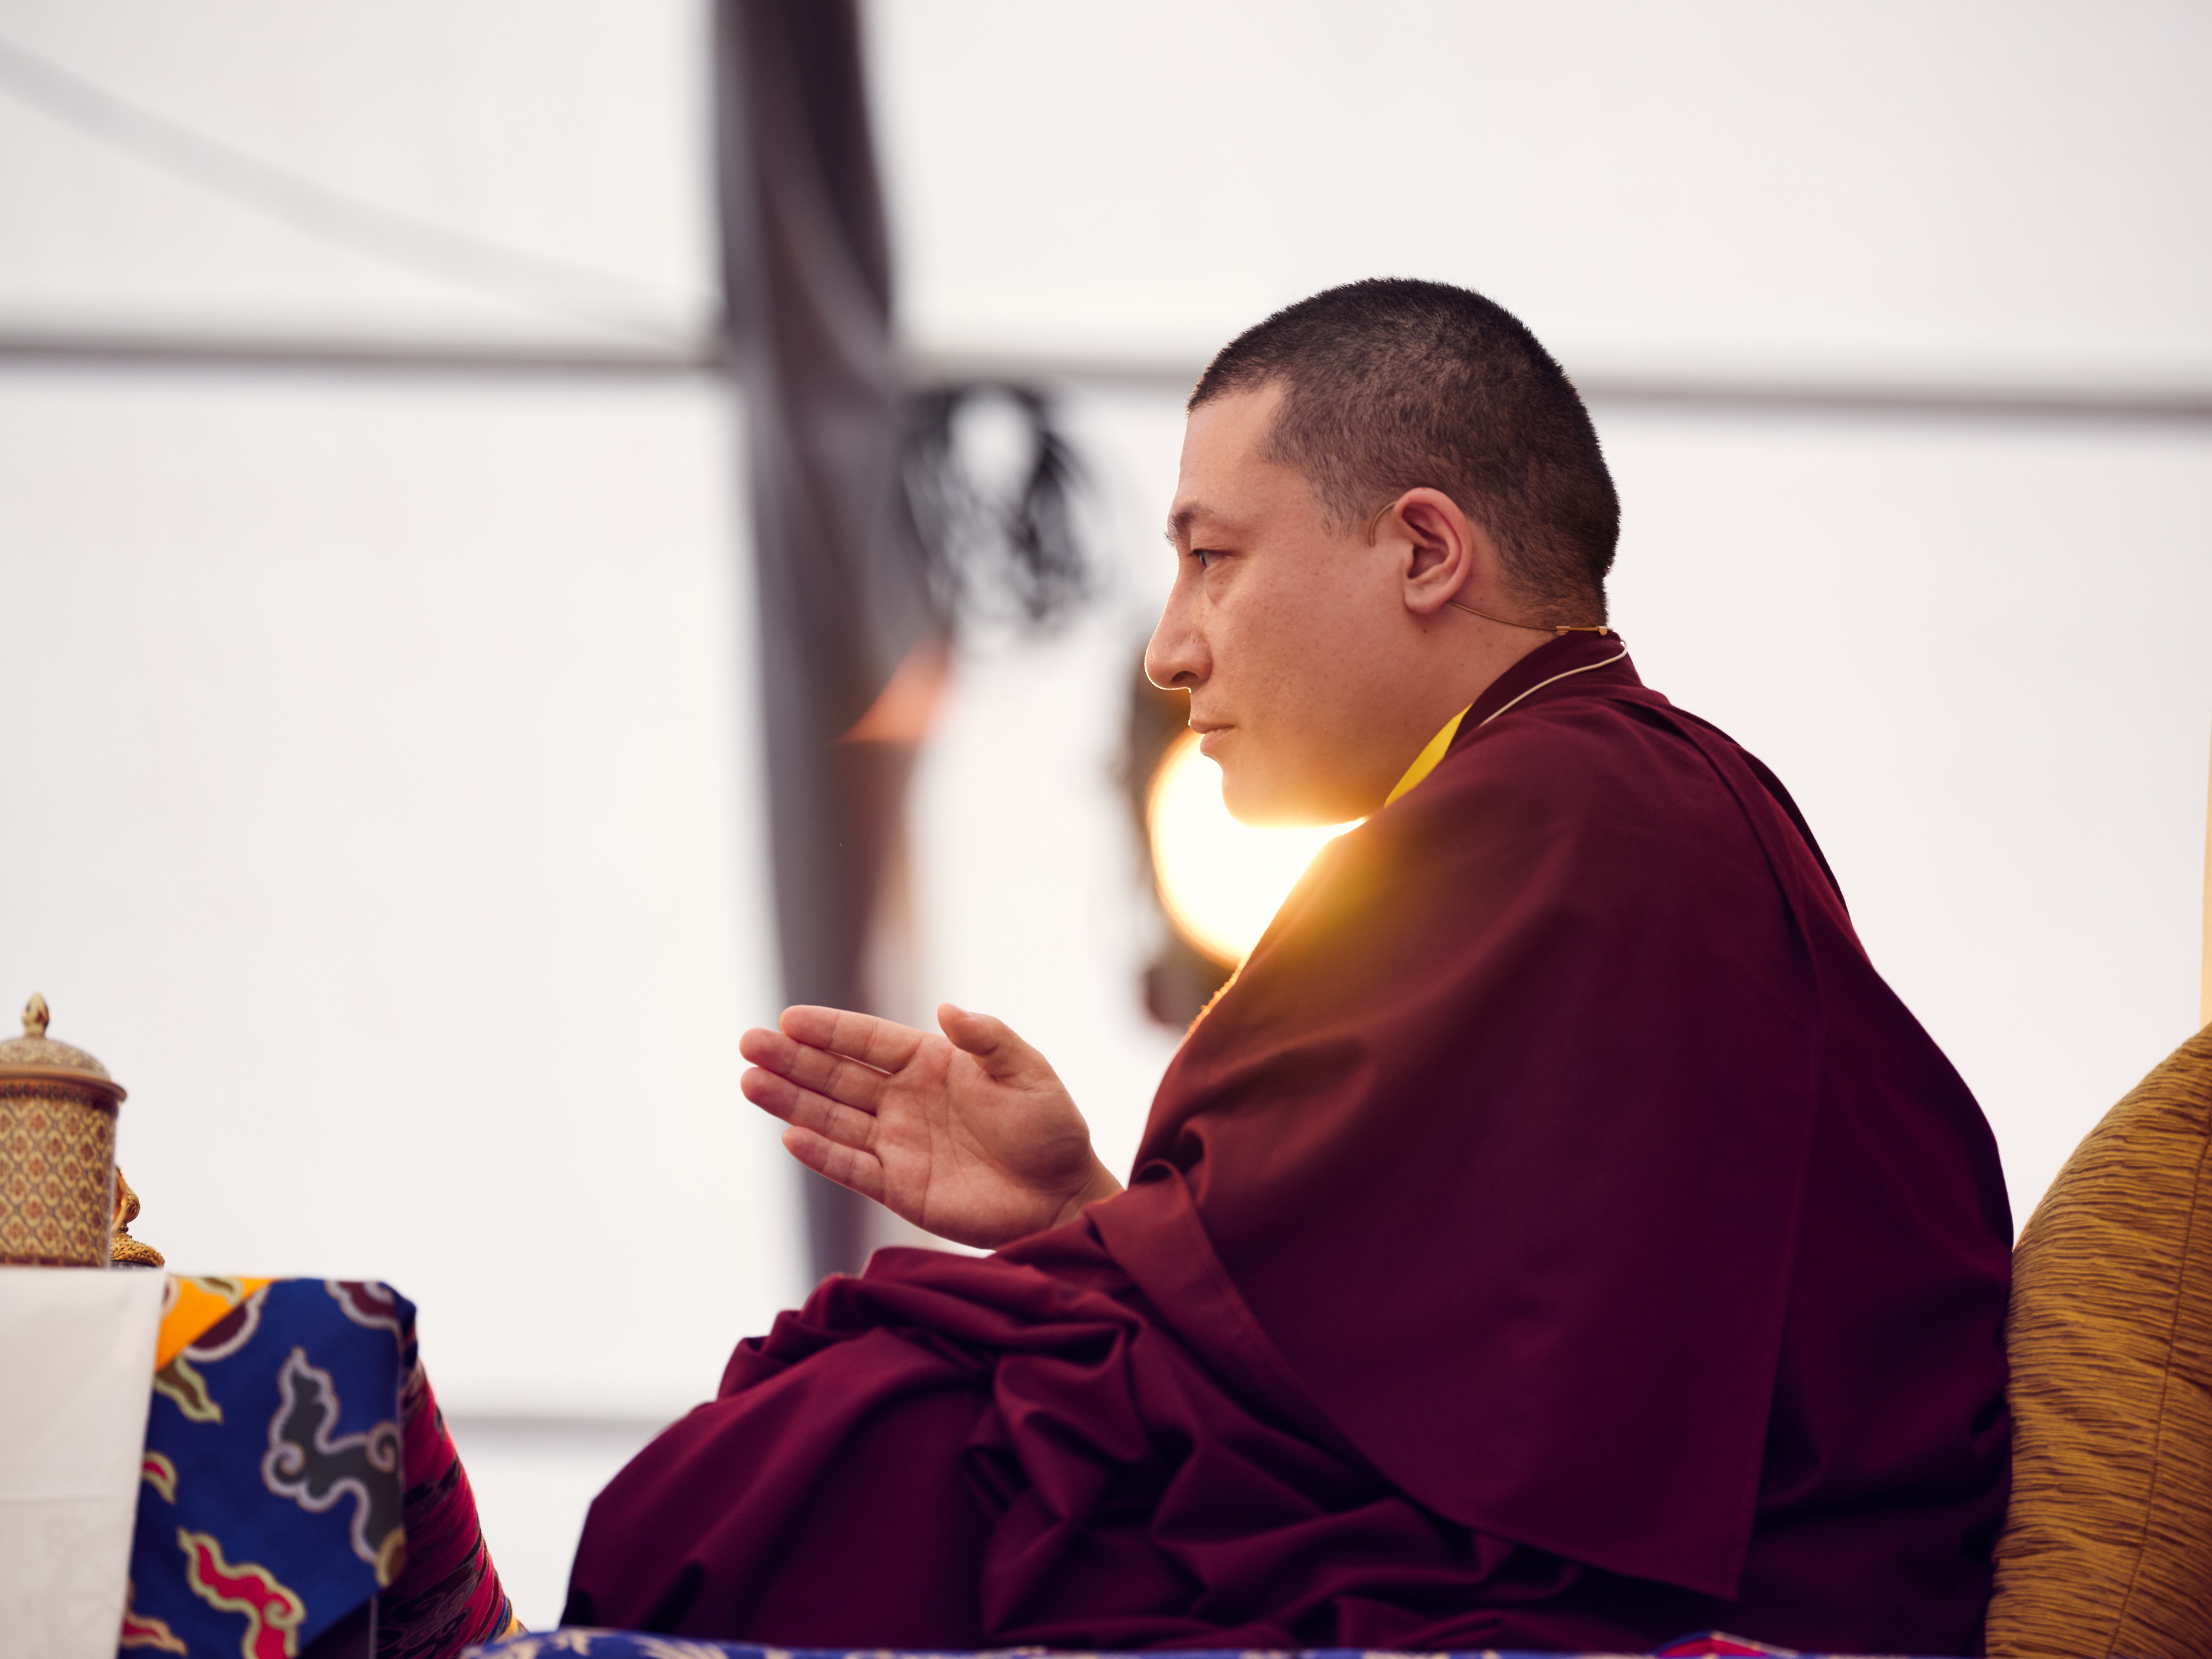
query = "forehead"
(1168, 384, 1299, 538)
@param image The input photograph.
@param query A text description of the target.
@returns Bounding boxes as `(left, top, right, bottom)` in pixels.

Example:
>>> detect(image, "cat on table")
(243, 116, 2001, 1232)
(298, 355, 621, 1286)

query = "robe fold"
(567, 635, 2012, 1654)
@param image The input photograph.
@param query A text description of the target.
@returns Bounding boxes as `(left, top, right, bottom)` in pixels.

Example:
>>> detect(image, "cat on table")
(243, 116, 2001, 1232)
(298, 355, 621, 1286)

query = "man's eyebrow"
(1165, 503, 1215, 544)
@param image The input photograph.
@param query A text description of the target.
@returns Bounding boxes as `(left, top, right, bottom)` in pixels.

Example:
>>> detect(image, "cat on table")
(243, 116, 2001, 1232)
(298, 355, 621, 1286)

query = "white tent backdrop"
(0, 369, 805, 1413)
(0, 0, 2206, 1629)
(870, 0, 2212, 394)
(0, 0, 712, 346)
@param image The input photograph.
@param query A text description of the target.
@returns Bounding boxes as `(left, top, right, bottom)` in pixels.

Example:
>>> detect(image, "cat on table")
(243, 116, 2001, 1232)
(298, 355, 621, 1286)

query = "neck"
(1361, 624, 1552, 811)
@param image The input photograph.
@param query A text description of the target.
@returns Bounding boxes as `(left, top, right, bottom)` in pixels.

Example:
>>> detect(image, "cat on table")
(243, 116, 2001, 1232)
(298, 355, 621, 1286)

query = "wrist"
(1048, 1157, 1124, 1232)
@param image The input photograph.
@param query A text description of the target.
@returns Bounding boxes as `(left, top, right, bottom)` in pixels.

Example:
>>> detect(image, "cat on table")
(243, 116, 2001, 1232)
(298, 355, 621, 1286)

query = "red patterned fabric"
(379, 1357, 517, 1657)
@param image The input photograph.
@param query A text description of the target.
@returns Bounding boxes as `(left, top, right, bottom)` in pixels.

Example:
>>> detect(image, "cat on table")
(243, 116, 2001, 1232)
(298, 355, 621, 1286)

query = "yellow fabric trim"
(155, 1275, 275, 1373)
(1384, 705, 1471, 807)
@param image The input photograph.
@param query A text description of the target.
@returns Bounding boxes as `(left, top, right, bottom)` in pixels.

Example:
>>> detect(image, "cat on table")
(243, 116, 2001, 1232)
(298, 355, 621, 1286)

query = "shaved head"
(1189, 279, 1618, 626)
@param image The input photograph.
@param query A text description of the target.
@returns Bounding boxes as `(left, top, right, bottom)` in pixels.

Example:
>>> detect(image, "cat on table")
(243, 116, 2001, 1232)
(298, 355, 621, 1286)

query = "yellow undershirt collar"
(1383, 705, 1471, 808)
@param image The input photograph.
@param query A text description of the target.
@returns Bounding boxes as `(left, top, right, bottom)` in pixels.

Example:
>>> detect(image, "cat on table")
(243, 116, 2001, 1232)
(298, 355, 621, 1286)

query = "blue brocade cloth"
(123, 1277, 410, 1656)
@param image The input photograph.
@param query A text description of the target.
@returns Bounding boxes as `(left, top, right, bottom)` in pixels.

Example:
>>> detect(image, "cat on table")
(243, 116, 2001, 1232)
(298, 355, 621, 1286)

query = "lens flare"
(1145, 731, 1358, 965)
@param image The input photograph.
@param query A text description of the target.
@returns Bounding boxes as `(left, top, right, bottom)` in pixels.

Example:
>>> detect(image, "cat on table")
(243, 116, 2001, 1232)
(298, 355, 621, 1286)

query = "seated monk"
(565, 279, 2010, 1653)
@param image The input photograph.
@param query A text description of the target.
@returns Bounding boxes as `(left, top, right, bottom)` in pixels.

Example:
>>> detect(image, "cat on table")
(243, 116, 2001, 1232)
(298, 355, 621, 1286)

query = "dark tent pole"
(714, 0, 939, 1282)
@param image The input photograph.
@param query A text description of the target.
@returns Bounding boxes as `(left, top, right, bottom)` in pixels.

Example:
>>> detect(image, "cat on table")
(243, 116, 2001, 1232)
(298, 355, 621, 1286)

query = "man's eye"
(1191, 549, 1219, 569)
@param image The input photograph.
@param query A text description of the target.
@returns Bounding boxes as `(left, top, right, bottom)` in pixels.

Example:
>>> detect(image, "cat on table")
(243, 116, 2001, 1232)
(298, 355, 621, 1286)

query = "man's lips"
(1191, 720, 1231, 756)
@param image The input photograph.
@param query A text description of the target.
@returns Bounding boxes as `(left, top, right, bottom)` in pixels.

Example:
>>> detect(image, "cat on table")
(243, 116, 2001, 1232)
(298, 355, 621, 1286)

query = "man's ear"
(1382, 487, 1488, 617)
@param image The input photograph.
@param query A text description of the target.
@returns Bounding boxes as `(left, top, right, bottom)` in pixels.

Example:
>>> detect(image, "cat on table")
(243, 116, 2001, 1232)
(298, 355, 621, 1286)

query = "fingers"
(741, 1062, 882, 1155)
(778, 1006, 925, 1073)
(780, 1125, 887, 1204)
(937, 1003, 1045, 1083)
(741, 1025, 893, 1114)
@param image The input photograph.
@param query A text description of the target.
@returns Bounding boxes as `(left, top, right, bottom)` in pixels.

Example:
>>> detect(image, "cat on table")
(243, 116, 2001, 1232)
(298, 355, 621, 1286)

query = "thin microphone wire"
(1447, 597, 1612, 637)
(0, 32, 703, 347)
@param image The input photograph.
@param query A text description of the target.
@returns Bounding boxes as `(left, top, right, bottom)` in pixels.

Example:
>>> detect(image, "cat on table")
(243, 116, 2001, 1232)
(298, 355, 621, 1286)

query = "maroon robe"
(567, 635, 2012, 1653)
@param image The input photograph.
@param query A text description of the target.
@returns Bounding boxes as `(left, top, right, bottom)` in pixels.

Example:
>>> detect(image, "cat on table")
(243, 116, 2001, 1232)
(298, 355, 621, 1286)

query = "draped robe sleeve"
(1099, 635, 2011, 1600)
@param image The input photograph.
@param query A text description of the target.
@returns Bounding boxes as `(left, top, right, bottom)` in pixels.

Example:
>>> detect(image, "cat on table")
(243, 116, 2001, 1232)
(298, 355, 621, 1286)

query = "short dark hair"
(1190, 279, 1618, 624)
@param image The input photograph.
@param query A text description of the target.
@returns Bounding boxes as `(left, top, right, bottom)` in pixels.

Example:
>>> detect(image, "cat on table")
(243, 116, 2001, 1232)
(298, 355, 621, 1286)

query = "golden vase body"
(0, 995, 128, 1267)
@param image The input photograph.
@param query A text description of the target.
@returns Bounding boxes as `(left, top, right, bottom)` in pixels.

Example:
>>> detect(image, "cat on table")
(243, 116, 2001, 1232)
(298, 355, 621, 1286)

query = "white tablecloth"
(0, 1266, 164, 1659)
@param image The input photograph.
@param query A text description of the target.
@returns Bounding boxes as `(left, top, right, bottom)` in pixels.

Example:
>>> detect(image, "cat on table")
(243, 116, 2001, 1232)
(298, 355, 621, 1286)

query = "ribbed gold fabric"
(1988, 1022, 2212, 1659)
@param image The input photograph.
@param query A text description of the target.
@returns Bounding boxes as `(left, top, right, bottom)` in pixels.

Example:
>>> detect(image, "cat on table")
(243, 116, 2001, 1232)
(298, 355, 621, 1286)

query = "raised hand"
(739, 1003, 1124, 1251)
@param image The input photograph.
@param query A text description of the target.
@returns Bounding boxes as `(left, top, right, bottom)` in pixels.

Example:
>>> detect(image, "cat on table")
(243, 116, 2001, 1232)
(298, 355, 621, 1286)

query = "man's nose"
(1145, 605, 1207, 691)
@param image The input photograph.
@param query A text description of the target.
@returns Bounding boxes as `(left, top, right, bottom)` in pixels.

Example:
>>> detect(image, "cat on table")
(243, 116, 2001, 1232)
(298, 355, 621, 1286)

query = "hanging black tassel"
(902, 382, 1090, 630)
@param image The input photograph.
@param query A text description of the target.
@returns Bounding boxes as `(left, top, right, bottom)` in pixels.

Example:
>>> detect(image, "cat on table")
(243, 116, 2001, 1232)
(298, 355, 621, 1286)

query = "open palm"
(739, 1003, 1123, 1250)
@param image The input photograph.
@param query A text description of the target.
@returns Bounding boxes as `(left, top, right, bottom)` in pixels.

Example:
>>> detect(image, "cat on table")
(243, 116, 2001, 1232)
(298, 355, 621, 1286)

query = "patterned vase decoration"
(0, 992, 128, 1266)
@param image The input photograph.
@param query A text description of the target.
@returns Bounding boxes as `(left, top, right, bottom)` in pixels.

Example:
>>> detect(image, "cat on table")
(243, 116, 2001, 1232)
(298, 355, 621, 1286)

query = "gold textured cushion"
(1989, 1022, 2212, 1659)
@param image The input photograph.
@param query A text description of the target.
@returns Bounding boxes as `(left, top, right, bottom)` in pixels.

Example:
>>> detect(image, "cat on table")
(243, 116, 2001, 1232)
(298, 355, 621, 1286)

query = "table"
(0, 1269, 518, 1659)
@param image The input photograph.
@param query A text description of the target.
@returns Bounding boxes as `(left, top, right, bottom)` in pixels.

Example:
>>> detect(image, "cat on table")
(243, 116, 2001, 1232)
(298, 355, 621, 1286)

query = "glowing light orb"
(1146, 731, 1358, 965)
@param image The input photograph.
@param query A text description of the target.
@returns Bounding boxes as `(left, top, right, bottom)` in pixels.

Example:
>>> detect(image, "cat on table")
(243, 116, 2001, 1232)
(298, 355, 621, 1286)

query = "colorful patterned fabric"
(464, 1633, 1911, 1659)
(122, 1275, 516, 1659)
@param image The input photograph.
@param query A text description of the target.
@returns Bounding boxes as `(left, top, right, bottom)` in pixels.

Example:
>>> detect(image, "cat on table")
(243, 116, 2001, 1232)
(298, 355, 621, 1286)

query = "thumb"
(937, 1003, 1042, 1083)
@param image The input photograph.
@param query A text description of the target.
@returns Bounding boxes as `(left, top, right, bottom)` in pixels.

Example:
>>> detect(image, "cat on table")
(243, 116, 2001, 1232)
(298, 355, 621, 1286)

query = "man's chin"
(1220, 769, 1344, 830)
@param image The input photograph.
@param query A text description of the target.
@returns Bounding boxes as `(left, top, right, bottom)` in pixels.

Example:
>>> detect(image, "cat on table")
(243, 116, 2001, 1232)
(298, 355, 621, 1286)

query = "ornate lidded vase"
(0, 993, 128, 1266)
